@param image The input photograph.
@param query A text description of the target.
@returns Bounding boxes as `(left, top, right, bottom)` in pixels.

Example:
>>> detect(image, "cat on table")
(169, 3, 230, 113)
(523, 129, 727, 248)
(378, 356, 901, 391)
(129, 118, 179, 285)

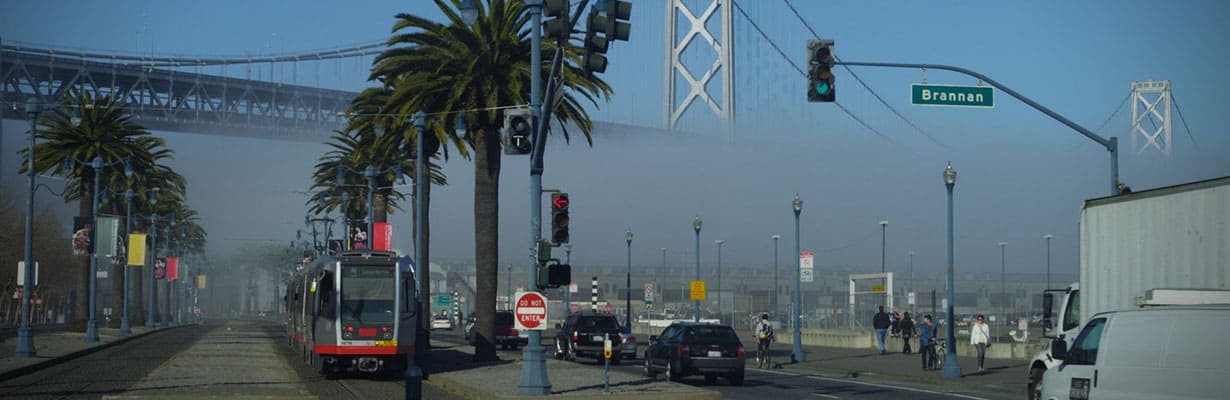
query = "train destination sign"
(911, 83, 994, 108)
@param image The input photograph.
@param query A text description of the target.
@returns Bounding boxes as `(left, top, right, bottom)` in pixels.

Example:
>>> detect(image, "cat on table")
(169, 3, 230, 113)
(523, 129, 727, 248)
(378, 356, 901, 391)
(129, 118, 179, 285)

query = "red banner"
(373, 222, 392, 251)
(167, 257, 179, 281)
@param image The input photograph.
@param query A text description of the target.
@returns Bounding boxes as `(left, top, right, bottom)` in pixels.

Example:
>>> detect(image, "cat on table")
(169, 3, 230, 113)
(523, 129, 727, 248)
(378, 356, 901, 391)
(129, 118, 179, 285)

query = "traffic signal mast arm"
(834, 60, 1120, 196)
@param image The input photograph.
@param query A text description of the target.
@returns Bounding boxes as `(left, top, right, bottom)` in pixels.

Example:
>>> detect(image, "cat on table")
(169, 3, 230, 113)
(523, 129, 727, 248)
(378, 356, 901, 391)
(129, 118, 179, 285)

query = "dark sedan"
(642, 322, 745, 386)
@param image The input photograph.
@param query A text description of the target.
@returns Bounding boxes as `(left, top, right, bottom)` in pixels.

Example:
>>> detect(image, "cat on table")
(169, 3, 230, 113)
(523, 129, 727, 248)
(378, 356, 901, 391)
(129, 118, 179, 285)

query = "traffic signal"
(582, 10, 609, 75)
(601, 0, 631, 42)
(503, 108, 533, 155)
(807, 39, 836, 102)
(550, 193, 569, 245)
(543, 0, 570, 43)
(537, 263, 571, 290)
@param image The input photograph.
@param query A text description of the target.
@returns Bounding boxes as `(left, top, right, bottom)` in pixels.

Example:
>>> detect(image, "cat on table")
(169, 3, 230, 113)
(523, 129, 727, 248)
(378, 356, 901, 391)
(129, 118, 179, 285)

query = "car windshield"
(340, 265, 396, 323)
(579, 317, 618, 330)
(685, 326, 739, 341)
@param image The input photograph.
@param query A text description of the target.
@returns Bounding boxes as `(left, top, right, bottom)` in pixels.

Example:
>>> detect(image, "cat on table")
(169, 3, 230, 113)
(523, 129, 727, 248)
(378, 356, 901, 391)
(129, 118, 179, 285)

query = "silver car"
(619, 326, 638, 360)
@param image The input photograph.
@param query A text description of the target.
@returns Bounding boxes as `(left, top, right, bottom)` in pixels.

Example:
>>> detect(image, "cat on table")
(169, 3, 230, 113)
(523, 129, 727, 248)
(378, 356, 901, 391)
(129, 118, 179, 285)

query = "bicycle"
(756, 338, 772, 369)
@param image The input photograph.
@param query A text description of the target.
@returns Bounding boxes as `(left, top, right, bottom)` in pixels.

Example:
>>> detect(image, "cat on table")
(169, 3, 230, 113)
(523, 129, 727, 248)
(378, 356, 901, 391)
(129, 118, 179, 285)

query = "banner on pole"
(373, 222, 392, 251)
(97, 216, 120, 257)
(197, 275, 206, 289)
(128, 234, 147, 266)
(72, 216, 93, 255)
(17, 261, 38, 287)
(155, 258, 167, 279)
(167, 257, 179, 281)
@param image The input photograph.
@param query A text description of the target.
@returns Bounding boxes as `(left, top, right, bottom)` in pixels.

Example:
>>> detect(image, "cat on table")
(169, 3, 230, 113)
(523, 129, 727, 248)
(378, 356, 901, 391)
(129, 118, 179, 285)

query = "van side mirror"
(1050, 339, 1068, 361)
(1042, 294, 1054, 335)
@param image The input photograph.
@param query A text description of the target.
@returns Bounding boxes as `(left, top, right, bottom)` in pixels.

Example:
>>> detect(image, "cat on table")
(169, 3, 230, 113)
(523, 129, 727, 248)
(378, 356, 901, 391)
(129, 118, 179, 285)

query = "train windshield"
(340, 264, 396, 323)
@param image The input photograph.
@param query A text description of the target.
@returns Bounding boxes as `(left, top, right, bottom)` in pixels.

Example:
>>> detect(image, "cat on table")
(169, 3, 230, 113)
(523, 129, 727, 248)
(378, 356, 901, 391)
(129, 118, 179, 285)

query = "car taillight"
(511, 328, 519, 336)
(677, 345, 686, 355)
(737, 345, 745, 357)
(626, 336, 636, 343)
(572, 331, 578, 342)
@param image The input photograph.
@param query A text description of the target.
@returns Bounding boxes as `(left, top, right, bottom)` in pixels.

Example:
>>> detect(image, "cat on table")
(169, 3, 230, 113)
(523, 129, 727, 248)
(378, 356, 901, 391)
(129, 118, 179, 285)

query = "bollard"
(404, 365, 424, 400)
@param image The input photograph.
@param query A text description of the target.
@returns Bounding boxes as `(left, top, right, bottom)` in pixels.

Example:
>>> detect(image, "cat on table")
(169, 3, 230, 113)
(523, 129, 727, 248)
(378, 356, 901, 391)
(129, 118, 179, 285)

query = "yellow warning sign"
(872, 285, 886, 293)
(690, 280, 706, 301)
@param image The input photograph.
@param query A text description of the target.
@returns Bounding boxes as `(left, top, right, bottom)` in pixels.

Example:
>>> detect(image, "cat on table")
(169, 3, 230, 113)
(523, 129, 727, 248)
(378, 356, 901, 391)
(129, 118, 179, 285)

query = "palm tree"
(370, 0, 612, 361)
(20, 91, 177, 332)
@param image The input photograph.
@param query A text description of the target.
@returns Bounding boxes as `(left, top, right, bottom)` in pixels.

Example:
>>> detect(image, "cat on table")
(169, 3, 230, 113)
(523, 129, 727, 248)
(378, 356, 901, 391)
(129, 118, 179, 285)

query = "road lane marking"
(812, 394, 840, 399)
(752, 368, 993, 400)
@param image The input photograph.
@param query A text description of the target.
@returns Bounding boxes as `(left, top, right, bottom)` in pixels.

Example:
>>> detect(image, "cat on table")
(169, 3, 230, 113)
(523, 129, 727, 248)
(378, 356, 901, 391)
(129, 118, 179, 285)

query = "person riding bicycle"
(755, 313, 775, 366)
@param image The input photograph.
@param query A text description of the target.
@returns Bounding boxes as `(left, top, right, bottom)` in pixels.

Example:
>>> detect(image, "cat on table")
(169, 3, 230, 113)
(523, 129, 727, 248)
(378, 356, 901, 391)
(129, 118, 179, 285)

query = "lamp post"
(507, 263, 512, 310)
(1043, 234, 1053, 289)
(909, 250, 914, 315)
(660, 248, 667, 307)
(413, 110, 427, 354)
(692, 216, 702, 322)
(791, 194, 804, 363)
(998, 242, 1007, 343)
(942, 162, 962, 378)
(564, 244, 572, 312)
(121, 181, 134, 335)
(82, 157, 104, 342)
(880, 220, 888, 274)
(163, 212, 175, 328)
(15, 97, 50, 356)
(715, 239, 724, 324)
(146, 188, 159, 329)
(517, 0, 551, 395)
(771, 234, 780, 321)
(364, 165, 375, 249)
(625, 230, 633, 327)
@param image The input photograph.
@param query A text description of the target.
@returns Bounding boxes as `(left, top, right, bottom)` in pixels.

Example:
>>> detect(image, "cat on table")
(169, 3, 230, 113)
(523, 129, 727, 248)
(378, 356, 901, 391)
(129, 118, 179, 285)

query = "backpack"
(758, 321, 774, 339)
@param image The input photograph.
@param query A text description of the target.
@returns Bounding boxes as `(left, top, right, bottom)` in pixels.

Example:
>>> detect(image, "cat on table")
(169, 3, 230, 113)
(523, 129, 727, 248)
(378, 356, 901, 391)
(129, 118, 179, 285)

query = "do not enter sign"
(514, 291, 549, 331)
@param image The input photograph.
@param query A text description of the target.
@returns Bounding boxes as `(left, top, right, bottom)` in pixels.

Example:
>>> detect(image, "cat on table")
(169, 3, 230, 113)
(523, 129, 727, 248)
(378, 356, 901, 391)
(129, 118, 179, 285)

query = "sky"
(2, 0, 1227, 283)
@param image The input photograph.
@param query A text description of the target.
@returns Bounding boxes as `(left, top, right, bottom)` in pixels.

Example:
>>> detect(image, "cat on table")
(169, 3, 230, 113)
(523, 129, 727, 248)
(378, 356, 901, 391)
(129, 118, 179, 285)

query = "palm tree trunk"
(472, 126, 501, 362)
(71, 175, 93, 332)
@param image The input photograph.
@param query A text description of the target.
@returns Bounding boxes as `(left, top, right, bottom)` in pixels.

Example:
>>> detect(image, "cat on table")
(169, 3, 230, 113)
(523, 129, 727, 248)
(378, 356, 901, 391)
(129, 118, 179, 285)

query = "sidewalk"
(0, 324, 160, 381)
(419, 339, 719, 400)
(771, 342, 1027, 398)
(103, 320, 314, 399)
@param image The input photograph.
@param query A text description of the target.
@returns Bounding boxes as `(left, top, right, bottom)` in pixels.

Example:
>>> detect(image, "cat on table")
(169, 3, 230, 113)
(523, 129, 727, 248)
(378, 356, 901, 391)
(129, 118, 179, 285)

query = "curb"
(0, 324, 191, 382)
(423, 372, 719, 400)
(779, 364, 1022, 398)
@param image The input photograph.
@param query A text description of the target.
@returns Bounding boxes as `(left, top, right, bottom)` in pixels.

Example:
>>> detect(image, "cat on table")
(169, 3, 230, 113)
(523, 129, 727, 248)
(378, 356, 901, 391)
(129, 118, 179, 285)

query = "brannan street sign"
(911, 83, 994, 108)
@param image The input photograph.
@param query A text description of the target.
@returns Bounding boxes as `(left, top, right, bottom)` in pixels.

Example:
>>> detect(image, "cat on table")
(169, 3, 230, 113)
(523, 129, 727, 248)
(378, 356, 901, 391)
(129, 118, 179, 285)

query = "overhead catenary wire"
(729, 0, 897, 146)
(781, 0, 945, 148)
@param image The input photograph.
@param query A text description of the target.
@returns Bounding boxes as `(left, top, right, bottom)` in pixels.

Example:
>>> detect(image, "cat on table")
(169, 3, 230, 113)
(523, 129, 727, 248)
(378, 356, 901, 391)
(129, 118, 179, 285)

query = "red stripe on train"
(314, 344, 414, 356)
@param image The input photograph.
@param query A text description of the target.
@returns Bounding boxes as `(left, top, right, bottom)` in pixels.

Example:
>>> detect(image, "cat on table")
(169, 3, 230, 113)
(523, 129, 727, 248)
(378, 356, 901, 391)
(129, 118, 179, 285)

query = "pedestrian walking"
(970, 314, 990, 371)
(873, 306, 891, 355)
(899, 312, 916, 354)
(920, 314, 938, 370)
(890, 311, 901, 338)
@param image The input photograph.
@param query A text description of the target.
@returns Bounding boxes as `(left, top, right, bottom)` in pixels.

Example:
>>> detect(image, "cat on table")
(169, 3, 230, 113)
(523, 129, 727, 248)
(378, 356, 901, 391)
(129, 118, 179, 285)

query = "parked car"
(494, 311, 529, 350)
(1039, 306, 1228, 400)
(431, 314, 452, 330)
(618, 326, 637, 360)
(553, 311, 624, 364)
(642, 322, 745, 386)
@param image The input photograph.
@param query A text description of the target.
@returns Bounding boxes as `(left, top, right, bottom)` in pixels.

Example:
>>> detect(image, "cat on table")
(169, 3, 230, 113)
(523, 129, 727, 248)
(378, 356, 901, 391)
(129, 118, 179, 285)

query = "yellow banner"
(127, 234, 147, 266)
(872, 285, 886, 293)
(197, 275, 207, 289)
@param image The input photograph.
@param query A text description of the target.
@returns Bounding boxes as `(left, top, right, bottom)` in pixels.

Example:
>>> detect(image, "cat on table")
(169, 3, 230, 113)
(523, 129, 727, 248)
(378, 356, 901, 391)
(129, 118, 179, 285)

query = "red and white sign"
(167, 257, 179, 281)
(514, 291, 548, 331)
(372, 222, 392, 251)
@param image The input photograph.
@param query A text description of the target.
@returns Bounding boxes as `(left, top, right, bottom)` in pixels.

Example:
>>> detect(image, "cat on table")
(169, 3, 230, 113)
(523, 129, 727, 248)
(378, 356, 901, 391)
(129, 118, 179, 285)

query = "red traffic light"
(552, 194, 569, 210)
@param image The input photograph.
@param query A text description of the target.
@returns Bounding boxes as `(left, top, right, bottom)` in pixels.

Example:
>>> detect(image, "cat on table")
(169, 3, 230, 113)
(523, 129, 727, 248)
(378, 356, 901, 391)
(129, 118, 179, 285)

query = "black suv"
(642, 322, 745, 385)
(553, 311, 624, 364)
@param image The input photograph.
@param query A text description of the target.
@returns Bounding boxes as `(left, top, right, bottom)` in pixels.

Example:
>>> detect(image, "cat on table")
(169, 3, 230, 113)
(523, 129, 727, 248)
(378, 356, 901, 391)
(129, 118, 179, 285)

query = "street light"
(998, 242, 1007, 344)
(15, 97, 53, 357)
(771, 234, 781, 322)
(715, 239, 724, 324)
(625, 229, 633, 327)
(1043, 234, 1053, 289)
(880, 220, 888, 274)
(791, 194, 804, 363)
(660, 248, 667, 308)
(121, 156, 134, 335)
(61, 155, 110, 343)
(459, 0, 479, 26)
(564, 244, 572, 311)
(942, 162, 962, 378)
(146, 188, 160, 329)
(692, 216, 702, 322)
(908, 250, 915, 315)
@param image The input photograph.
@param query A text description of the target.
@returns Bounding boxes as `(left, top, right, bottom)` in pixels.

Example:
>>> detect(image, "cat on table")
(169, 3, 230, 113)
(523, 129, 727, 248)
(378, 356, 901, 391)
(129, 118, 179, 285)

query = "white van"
(1040, 306, 1230, 400)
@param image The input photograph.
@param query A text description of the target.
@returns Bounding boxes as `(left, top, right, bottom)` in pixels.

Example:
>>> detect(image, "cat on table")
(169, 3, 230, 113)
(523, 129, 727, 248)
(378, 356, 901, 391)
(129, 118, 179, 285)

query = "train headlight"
(381, 326, 393, 339)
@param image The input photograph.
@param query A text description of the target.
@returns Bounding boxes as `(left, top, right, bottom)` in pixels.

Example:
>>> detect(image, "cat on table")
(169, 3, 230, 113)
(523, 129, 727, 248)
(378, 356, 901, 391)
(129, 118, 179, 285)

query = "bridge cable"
(729, 0, 897, 145)
(782, 0, 945, 148)
(1170, 94, 1199, 149)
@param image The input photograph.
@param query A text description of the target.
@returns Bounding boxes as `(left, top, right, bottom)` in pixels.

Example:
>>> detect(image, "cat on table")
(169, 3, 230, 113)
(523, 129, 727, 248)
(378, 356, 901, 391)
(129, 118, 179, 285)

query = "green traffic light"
(815, 81, 831, 95)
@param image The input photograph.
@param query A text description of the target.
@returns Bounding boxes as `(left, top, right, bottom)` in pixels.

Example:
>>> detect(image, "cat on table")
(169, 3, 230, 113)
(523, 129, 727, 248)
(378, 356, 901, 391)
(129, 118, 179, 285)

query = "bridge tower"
(663, 0, 735, 135)
(1131, 80, 1172, 157)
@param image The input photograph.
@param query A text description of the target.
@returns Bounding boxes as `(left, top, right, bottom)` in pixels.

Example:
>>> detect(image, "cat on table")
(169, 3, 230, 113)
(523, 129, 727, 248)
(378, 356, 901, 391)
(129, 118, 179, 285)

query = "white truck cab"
(1040, 306, 1229, 400)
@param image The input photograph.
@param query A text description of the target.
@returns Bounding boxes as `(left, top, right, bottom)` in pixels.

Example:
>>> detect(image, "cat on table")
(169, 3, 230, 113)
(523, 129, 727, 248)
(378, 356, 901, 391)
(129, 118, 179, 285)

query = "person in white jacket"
(969, 314, 990, 371)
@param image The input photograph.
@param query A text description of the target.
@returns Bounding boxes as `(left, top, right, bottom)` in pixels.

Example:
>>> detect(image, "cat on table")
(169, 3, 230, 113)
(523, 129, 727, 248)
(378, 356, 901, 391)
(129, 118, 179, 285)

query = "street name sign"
(911, 83, 994, 108)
